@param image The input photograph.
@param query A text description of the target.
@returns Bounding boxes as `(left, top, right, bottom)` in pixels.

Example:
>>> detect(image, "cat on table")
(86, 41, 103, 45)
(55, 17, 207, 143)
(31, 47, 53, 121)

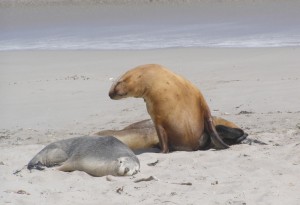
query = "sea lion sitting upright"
(28, 136, 140, 177)
(108, 64, 230, 153)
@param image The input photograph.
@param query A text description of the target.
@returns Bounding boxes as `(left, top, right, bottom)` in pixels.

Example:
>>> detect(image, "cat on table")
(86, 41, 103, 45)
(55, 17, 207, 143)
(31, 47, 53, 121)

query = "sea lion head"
(116, 157, 140, 176)
(109, 64, 158, 100)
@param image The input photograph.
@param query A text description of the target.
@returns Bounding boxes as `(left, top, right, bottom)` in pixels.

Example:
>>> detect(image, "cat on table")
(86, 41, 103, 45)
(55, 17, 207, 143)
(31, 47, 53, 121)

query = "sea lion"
(27, 136, 140, 177)
(95, 117, 248, 151)
(108, 64, 232, 153)
(96, 119, 159, 150)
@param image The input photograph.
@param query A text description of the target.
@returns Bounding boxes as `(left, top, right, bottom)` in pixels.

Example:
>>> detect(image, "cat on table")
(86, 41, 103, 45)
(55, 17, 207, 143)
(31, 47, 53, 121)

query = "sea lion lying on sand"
(109, 64, 239, 153)
(96, 119, 159, 150)
(95, 117, 247, 151)
(28, 136, 140, 177)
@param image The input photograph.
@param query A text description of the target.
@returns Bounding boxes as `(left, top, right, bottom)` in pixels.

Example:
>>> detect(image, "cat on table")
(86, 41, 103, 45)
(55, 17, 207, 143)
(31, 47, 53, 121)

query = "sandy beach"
(0, 47, 300, 204)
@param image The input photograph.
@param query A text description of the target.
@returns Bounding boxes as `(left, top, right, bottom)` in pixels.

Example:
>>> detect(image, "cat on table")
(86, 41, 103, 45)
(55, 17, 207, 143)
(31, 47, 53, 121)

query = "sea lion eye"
(124, 167, 129, 173)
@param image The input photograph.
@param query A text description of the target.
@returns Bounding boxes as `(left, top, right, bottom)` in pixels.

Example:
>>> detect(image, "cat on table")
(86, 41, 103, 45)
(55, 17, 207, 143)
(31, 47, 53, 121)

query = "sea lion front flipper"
(155, 124, 169, 153)
(57, 160, 75, 172)
(216, 125, 248, 145)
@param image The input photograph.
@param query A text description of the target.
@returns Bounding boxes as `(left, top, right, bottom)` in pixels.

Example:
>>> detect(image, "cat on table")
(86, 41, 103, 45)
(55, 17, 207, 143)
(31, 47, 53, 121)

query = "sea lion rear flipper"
(205, 118, 229, 149)
(216, 125, 248, 145)
(27, 145, 69, 171)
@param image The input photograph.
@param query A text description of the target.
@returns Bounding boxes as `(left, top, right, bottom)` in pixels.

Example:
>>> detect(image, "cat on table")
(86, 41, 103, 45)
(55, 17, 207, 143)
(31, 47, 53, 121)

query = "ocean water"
(1, 1, 300, 50)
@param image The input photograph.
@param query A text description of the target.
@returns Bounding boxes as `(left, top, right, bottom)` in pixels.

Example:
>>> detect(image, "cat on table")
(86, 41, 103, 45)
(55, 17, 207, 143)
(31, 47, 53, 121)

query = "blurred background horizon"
(1, 0, 300, 50)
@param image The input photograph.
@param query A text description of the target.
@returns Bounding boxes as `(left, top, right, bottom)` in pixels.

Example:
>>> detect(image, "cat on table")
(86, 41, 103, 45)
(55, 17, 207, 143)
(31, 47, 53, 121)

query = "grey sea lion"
(95, 117, 248, 151)
(27, 136, 140, 177)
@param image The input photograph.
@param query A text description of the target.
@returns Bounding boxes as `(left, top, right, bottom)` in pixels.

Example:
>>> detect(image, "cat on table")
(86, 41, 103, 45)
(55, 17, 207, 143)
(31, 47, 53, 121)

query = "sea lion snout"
(109, 81, 120, 99)
(108, 80, 117, 99)
(109, 87, 128, 99)
(109, 89, 116, 99)
(117, 157, 140, 176)
(109, 80, 129, 99)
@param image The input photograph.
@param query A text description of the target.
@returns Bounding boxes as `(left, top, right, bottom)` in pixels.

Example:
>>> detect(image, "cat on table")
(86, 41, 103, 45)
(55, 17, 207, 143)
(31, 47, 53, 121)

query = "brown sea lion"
(108, 64, 232, 153)
(95, 117, 248, 151)
(96, 119, 159, 150)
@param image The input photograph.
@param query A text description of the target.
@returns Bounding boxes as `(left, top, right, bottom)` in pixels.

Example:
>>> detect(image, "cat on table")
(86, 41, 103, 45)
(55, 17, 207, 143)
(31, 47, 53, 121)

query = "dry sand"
(0, 48, 300, 204)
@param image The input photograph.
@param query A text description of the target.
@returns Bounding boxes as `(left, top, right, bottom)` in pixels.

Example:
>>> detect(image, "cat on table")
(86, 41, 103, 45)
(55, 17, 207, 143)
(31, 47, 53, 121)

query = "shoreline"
(0, 0, 242, 8)
(1, 46, 300, 51)
(0, 0, 279, 6)
(2, 1, 300, 50)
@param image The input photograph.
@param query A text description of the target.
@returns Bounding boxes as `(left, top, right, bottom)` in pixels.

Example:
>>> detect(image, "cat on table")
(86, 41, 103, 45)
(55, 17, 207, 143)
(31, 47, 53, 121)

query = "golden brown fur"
(108, 64, 230, 153)
(95, 120, 159, 150)
(213, 116, 239, 129)
(95, 117, 247, 151)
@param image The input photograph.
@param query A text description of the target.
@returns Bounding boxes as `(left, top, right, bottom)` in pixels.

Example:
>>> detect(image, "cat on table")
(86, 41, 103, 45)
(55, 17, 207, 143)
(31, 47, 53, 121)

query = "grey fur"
(28, 136, 140, 177)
